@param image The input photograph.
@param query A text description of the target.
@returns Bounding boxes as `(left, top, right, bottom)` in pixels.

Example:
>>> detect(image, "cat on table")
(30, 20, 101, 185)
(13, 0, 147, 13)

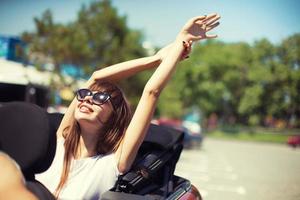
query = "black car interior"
(0, 102, 195, 200)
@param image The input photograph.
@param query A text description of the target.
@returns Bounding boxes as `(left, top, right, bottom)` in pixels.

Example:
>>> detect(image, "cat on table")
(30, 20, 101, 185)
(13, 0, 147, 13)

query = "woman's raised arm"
(56, 43, 182, 138)
(89, 41, 192, 85)
(116, 13, 221, 173)
(56, 55, 160, 138)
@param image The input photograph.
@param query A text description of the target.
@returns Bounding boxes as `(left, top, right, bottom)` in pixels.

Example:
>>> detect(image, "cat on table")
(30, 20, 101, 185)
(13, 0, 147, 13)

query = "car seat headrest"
(144, 124, 184, 149)
(0, 102, 57, 180)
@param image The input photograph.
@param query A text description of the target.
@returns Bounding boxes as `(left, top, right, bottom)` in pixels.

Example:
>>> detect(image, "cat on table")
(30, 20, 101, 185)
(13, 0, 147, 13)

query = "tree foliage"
(22, 0, 147, 105)
(22, 0, 300, 127)
(157, 35, 300, 127)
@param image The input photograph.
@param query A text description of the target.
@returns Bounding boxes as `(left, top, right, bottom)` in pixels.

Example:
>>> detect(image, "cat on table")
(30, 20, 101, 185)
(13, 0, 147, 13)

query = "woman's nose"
(83, 95, 93, 104)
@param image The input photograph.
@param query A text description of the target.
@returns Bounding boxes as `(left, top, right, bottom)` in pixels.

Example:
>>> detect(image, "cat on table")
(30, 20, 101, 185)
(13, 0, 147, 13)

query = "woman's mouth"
(79, 105, 93, 113)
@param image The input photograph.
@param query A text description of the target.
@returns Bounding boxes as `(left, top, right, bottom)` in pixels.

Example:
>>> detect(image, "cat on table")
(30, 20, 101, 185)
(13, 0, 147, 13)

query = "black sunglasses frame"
(76, 88, 112, 107)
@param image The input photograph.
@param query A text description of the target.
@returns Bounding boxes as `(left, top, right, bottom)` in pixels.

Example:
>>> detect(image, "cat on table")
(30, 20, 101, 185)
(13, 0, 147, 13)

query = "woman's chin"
(74, 109, 106, 127)
(75, 112, 95, 123)
(75, 116, 104, 133)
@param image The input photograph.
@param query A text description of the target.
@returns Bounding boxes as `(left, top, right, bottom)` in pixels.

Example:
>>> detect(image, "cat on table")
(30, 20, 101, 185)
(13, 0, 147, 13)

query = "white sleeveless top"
(36, 139, 119, 200)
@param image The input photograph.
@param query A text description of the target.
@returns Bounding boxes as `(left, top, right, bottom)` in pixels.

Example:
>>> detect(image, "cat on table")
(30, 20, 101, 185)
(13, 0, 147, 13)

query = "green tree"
(156, 35, 300, 127)
(21, 1, 300, 126)
(164, 40, 252, 122)
(238, 39, 276, 125)
(22, 0, 147, 106)
(277, 34, 300, 123)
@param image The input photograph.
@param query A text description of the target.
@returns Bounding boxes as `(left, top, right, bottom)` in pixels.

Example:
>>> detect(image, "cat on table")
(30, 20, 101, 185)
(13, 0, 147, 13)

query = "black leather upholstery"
(0, 102, 56, 200)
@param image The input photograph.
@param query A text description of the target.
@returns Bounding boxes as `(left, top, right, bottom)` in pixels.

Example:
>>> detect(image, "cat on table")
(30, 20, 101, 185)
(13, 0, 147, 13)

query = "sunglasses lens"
(77, 89, 91, 100)
(93, 92, 110, 104)
(76, 89, 111, 105)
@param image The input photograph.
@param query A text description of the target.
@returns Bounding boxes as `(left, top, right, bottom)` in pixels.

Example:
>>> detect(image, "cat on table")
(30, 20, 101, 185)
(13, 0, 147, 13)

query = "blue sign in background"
(0, 36, 25, 62)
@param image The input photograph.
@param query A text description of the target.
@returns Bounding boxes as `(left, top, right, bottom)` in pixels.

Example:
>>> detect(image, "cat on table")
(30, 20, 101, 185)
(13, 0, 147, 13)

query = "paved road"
(175, 138, 300, 200)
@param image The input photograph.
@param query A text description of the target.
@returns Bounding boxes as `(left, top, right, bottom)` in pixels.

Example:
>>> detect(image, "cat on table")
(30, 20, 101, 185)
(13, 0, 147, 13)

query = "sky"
(0, 0, 299, 46)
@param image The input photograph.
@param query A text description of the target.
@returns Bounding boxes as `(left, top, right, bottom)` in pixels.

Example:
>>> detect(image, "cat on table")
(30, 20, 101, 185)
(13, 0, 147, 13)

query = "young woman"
(36, 13, 220, 199)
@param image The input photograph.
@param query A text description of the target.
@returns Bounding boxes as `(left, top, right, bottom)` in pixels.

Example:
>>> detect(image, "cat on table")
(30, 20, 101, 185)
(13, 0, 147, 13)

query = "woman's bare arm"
(0, 152, 38, 200)
(90, 42, 191, 83)
(56, 49, 170, 138)
(91, 55, 161, 83)
(56, 55, 160, 138)
(116, 13, 221, 173)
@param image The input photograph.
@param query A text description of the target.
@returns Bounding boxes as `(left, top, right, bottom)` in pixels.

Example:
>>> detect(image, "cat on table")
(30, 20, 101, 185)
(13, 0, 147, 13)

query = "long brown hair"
(55, 80, 131, 197)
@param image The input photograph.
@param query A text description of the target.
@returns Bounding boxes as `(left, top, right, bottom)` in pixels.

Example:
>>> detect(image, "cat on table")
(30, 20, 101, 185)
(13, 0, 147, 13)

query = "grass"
(204, 126, 298, 144)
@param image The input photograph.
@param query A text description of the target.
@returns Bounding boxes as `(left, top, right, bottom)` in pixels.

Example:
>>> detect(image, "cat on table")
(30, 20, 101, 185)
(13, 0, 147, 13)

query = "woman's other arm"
(56, 44, 175, 138)
(56, 40, 191, 138)
(0, 152, 38, 200)
(116, 13, 221, 173)
(90, 42, 191, 83)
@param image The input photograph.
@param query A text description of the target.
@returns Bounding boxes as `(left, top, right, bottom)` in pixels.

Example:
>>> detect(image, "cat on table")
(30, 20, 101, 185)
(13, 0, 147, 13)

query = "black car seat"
(0, 102, 57, 200)
(0, 101, 185, 200)
(109, 124, 184, 199)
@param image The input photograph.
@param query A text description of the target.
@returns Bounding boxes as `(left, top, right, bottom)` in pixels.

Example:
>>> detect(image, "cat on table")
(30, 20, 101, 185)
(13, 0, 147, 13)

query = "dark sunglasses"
(76, 88, 112, 106)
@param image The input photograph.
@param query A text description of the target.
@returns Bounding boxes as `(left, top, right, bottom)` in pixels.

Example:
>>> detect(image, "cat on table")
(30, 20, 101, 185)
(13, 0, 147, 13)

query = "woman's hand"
(177, 13, 221, 43)
(156, 13, 221, 62)
(117, 14, 220, 173)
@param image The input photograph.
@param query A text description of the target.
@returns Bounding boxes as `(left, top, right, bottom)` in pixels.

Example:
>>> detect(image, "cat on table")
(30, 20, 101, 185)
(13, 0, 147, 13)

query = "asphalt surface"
(175, 137, 300, 200)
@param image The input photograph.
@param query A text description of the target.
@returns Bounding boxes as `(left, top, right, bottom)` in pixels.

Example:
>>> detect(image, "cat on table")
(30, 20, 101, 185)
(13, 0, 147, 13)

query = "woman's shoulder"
(56, 138, 65, 148)
(53, 138, 65, 157)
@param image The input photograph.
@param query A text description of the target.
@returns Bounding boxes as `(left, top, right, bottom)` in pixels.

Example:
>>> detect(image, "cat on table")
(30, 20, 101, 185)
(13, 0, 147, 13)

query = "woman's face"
(74, 89, 114, 131)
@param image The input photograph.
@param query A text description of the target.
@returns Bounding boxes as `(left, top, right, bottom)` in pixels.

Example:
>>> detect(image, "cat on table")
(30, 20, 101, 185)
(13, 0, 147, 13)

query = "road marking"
(225, 166, 233, 172)
(177, 147, 248, 198)
(237, 186, 247, 195)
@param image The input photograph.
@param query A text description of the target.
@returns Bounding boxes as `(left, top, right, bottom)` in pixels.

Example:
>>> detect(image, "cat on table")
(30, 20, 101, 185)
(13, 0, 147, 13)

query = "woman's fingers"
(205, 34, 218, 39)
(203, 13, 218, 20)
(181, 13, 220, 41)
(192, 13, 218, 27)
(204, 15, 221, 27)
(194, 14, 220, 30)
(191, 15, 208, 23)
(206, 22, 220, 32)
(194, 13, 218, 24)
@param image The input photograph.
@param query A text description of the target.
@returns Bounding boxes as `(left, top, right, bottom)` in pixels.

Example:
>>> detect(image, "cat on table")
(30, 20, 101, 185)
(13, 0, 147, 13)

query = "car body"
(102, 176, 202, 200)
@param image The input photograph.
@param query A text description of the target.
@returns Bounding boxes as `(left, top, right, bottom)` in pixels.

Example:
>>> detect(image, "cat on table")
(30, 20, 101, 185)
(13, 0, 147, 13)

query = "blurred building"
(0, 36, 84, 109)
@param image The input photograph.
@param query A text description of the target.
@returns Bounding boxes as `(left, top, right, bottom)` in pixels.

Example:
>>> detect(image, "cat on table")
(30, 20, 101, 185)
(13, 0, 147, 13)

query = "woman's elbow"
(117, 162, 130, 174)
(90, 72, 98, 81)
